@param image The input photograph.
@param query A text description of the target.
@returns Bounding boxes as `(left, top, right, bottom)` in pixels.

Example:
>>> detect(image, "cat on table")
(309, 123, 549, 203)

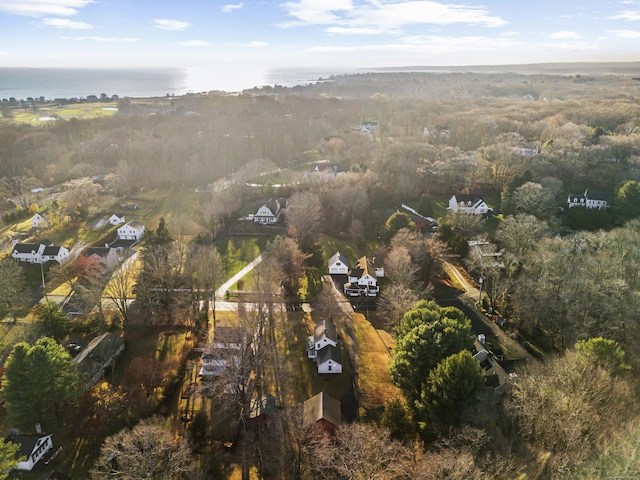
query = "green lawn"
(2, 102, 119, 125)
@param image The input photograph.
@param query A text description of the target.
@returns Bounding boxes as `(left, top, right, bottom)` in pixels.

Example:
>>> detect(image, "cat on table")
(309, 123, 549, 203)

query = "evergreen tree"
(34, 300, 70, 342)
(391, 302, 473, 404)
(1, 338, 80, 431)
(415, 350, 484, 427)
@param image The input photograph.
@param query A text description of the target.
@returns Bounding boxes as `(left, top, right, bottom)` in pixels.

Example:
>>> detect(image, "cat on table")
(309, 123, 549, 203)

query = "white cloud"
(280, 0, 507, 31)
(153, 18, 190, 31)
(609, 10, 640, 20)
(311, 34, 520, 54)
(0, 0, 93, 17)
(500, 31, 520, 37)
(63, 36, 138, 42)
(179, 40, 211, 46)
(550, 31, 582, 39)
(41, 17, 92, 29)
(326, 26, 401, 35)
(608, 29, 640, 37)
(222, 3, 244, 13)
(225, 41, 269, 47)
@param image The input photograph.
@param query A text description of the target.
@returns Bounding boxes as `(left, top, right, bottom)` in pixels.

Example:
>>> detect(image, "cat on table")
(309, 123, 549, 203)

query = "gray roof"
(42, 245, 63, 256)
(317, 343, 343, 366)
(9, 434, 51, 459)
(314, 320, 337, 344)
(303, 392, 341, 428)
(328, 251, 349, 267)
(13, 243, 41, 254)
(85, 247, 111, 257)
(73, 332, 124, 385)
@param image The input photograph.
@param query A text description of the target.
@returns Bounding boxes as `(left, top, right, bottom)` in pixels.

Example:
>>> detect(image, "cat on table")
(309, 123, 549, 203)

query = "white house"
(356, 256, 384, 278)
(108, 213, 125, 226)
(253, 198, 286, 224)
(567, 190, 610, 209)
(344, 256, 380, 297)
(12, 241, 49, 264)
(117, 220, 145, 241)
(307, 320, 338, 359)
(448, 195, 493, 215)
(328, 252, 349, 275)
(11, 434, 53, 471)
(31, 213, 50, 229)
(317, 344, 343, 374)
(41, 245, 70, 265)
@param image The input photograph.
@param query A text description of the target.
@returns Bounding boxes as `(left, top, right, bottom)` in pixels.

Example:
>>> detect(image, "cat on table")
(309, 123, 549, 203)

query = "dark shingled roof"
(42, 245, 62, 256)
(317, 343, 343, 366)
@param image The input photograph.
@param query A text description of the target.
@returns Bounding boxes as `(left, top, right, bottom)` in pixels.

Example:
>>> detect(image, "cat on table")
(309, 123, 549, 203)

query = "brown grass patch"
(352, 312, 400, 413)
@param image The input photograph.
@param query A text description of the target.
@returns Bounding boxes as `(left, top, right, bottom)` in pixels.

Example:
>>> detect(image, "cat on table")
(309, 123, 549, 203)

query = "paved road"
(214, 254, 263, 299)
(439, 257, 534, 363)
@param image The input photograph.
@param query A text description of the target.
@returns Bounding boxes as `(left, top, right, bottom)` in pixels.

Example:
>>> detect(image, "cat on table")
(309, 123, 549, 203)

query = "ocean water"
(0, 68, 193, 101)
(0, 66, 364, 101)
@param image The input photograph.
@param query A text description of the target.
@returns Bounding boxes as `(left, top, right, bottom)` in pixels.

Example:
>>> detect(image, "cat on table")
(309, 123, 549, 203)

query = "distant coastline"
(0, 67, 189, 102)
(2, 62, 638, 102)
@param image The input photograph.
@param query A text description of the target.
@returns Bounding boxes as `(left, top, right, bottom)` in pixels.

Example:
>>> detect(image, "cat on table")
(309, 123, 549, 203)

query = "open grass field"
(351, 312, 400, 416)
(3, 102, 119, 125)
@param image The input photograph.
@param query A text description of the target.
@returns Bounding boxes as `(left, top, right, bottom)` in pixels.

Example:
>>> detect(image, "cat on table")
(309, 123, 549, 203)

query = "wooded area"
(1, 64, 640, 479)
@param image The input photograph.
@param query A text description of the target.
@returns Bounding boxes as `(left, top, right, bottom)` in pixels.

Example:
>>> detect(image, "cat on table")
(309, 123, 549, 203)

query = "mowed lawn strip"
(352, 312, 400, 413)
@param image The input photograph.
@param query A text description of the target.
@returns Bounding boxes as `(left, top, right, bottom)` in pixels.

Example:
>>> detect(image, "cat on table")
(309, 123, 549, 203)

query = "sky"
(0, 0, 639, 89)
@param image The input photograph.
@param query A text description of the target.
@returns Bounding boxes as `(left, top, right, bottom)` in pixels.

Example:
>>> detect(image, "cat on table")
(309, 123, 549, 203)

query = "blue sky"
(0, 0, 639, 86)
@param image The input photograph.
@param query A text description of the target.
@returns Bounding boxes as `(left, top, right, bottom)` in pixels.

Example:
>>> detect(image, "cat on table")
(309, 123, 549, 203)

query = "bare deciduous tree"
(90, 417, 195, 479)
(286, 191, 323, 241)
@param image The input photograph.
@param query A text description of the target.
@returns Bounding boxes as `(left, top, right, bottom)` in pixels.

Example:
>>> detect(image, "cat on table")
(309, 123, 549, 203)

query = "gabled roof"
(317, 343, 343, 366)
(454, 194, 484, 206)
(328, 251, 349, 267)
(10, 434, 51, 459)
(13, 243, 42, 254)
(586, 190, 610, 201)
(348, 268, 364, 278)
(42, 245, 64, 256)
(73, 332, 124, 382)
(303, 392, 341, 428)
(122, 220, 144, 230)
(85, 247, 112, 257)
(314, 320, 337, 344)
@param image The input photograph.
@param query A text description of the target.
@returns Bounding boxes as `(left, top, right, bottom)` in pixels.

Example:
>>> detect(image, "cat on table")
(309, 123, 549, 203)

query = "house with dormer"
(307, 320, 338, 359)
(12, 241, 49, 263)
(253, 198, 287, 224)
(328, 252, 349, 275)
(306, 320, 343, 374)
(567, 189, 610, 209)
(41, 245, 70, 265)
(448, 195, 493, 215)
(108, 213, 126, 226)
(10, 433, 53, 471)
(344, 256, 382, 297)
(12, 240, 69, 265)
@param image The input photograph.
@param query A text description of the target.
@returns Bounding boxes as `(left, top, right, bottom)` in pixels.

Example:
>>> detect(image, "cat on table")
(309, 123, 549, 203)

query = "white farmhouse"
(31, 213, 50, 229)
(117, 220, 145, 241)
(328, 252, 349, 275)
(448, 195, 493, 215)
(253, 198, 286, 224)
